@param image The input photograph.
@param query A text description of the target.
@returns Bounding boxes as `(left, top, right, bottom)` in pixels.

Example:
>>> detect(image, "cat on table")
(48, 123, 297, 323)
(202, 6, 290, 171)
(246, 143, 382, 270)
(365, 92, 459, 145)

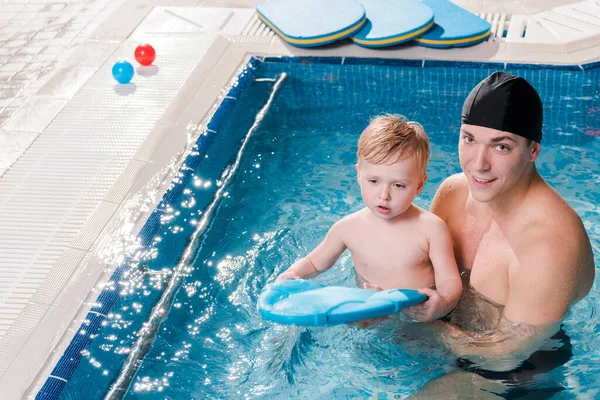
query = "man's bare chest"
(450, 216, 516, 305)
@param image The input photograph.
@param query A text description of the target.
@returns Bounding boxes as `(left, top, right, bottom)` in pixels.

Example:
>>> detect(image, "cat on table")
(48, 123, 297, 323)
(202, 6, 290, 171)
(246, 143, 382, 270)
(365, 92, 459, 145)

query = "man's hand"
(404, 287, 452, 322)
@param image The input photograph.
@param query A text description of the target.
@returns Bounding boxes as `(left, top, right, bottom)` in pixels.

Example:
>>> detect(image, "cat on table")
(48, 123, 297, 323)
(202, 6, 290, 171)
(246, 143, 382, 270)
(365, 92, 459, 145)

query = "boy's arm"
(429, 219, 462, 306)
(405, 218, 462, 321)
(277, 220, 347, 281)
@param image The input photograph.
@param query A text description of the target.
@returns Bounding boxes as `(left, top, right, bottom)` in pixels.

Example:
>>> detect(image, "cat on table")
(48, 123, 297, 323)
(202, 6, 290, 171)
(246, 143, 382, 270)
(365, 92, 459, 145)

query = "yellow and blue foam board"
(256, 0, 367, 47)
(351, 0, 434, 48)
(415, 0, 491, 48)
(258, 279, 427, 326)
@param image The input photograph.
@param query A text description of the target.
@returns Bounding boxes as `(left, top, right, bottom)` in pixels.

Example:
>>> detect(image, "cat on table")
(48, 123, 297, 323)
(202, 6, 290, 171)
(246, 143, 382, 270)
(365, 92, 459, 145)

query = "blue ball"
(112, 61, 134, 84)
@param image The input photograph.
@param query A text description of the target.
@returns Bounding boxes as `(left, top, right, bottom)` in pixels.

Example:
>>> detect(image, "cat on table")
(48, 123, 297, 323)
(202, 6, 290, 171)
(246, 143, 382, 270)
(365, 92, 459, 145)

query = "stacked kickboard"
(256, 0, 491, 48)
(256, 0, 367, 47)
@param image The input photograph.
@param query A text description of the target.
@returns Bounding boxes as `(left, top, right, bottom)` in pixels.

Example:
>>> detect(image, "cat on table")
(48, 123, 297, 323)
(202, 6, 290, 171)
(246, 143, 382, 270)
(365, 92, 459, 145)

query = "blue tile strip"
(138, 209, 164, 247)
(36, 53, 599, 399)
(581, 61, 600, 71)
(257, 55, 600, 70)
(343, 57, 422, 67)
(423, 59, 506, 69)
(264, 56, 344, 65)
(35, 57, 261, 400)
(505, 62, 582, 71)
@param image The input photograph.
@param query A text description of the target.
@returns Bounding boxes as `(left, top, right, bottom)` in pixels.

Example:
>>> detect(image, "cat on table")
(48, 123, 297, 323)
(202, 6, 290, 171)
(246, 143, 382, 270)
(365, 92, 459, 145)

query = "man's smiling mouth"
(472, 176, 497, 186)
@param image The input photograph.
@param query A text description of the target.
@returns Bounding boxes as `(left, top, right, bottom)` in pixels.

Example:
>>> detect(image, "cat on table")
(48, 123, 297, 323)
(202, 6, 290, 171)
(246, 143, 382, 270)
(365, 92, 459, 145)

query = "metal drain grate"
(476, 13, 514, 40)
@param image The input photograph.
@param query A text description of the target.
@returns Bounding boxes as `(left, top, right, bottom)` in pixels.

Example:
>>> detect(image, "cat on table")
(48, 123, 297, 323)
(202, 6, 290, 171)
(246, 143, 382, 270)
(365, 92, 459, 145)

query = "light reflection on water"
(59, 62, 600, 400)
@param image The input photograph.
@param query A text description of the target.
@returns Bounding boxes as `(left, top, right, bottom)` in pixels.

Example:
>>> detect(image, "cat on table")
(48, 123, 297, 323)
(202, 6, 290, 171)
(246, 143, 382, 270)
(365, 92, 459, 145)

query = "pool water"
(57, 60, 600, 399)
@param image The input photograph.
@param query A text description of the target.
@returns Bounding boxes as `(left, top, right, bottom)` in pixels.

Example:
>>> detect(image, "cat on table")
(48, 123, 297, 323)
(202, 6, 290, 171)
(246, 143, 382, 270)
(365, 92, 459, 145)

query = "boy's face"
(459, 124, 540, 203)
(356, 155, 426, 220)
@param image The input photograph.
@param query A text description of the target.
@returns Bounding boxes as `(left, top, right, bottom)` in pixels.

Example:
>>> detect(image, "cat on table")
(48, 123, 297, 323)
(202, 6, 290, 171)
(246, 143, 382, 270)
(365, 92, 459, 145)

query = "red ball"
(134, 44, 156, 66)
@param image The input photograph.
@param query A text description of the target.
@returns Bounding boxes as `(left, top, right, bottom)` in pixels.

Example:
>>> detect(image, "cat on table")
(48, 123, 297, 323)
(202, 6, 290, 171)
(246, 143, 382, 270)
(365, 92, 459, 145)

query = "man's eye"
(496, 145, 509, 152)
(393, 184, 405, 189)
(463, 136, 473, 143)
(368, 179, 377, 184)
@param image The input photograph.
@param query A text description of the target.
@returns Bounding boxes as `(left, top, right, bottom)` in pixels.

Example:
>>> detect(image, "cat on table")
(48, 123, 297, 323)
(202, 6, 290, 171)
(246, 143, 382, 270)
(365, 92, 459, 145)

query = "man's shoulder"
(439, 172, 468, 190)
(511, 185, 594, 303)
(516, 182, 591, 266)
(523, 183, 584, 238)
(431, 173, 469, 219)
(438, 173, 469, 200)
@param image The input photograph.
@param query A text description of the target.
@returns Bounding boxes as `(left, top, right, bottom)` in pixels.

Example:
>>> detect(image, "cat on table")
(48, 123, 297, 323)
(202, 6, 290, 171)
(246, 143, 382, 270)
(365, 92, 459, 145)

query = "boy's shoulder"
(337, 208, 369, 225)
(413, 205, 447, 227)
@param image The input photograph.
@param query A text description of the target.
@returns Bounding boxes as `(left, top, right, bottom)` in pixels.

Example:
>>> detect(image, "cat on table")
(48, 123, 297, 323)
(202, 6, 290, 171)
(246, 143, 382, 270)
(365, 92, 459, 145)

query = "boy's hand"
(275, 270, 302, 282)
(351, 316, 388, 329)
(404, 287, 453, 322)
(363, 282, 383, 291)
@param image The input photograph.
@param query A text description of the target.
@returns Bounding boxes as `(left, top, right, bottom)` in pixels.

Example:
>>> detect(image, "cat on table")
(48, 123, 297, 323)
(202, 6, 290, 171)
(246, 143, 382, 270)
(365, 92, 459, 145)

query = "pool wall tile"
(290, 56, 344, 65)
(261, 56, 592, 72)
(581, 61, 600, 70)
(423, 60, 506, 69)
(206, 97, 236, 133)
(264, 56, 344, 65)
(344, 57, 422, 67)
(138, 210, 164, 246)
(36, 378, 66, 399)
(506, 62, 582, 71)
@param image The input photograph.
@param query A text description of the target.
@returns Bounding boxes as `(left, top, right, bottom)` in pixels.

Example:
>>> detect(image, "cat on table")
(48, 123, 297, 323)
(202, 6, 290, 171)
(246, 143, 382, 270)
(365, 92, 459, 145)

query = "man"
(424, 72, 595, 382)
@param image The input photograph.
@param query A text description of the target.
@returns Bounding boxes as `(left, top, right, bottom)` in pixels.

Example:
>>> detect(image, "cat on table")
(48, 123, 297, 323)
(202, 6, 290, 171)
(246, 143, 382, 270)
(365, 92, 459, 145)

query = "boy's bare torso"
(340, 206, 436, 290)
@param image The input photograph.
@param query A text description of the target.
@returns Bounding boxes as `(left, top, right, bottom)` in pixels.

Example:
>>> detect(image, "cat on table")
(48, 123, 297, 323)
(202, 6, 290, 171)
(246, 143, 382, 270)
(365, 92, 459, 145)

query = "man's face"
(356, 155, 426, 220)
(458, 124, 540, 203)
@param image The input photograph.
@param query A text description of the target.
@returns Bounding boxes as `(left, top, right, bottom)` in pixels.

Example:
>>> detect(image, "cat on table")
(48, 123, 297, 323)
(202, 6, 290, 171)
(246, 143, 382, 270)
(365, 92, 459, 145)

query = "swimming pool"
(41, 58, 599, 399)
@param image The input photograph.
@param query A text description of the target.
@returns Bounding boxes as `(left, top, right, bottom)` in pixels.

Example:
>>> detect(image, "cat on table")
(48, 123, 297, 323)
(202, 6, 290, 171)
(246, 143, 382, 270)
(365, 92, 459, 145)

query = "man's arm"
(277, 219, 347, 281)
(440, 231, 587, 369)
(438, 316, 560, 371)
(506, 208, 595, 322)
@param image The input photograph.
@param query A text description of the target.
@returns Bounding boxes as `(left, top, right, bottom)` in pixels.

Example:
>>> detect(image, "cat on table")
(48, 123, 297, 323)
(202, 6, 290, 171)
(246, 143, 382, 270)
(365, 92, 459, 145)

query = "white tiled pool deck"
(0, 0, 598, 398)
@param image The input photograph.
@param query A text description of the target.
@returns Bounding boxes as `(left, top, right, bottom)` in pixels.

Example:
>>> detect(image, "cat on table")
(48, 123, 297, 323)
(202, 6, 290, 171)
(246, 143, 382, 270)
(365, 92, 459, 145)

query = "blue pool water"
(55, 59, 599, 399)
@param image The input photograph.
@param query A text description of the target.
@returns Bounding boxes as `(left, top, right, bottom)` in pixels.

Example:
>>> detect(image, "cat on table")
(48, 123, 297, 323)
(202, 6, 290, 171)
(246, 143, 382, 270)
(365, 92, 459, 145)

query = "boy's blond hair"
(357, 114, 430, 174)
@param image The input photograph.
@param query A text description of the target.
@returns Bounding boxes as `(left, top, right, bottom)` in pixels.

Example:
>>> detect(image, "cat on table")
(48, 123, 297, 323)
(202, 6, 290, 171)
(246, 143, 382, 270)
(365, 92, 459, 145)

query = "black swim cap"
(461, 72, 543, 142)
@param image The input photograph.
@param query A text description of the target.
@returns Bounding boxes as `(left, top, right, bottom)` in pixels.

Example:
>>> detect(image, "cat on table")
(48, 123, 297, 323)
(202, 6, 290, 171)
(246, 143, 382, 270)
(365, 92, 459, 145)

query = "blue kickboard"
(352, 0, 434, 47)
(256, 0, 367, 47)
(258, 279, 427, 326)
(415, 0, 491, 48)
